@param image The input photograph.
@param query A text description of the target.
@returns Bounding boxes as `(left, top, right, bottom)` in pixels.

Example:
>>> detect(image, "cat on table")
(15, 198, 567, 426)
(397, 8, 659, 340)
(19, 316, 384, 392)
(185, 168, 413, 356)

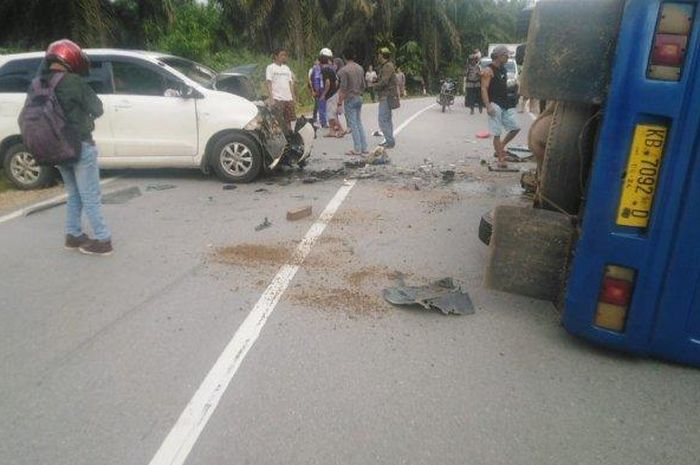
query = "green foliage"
(0, 0, 526, 94)
(144, 2, 222, 62)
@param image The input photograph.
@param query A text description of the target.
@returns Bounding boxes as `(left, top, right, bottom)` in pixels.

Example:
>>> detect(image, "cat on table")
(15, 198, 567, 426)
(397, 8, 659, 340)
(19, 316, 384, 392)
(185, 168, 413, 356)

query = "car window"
(85, 59, 113, 95)
(0, 58, 42, 93)
(158, 57, 215, 88)
(111, 60, 174, 96)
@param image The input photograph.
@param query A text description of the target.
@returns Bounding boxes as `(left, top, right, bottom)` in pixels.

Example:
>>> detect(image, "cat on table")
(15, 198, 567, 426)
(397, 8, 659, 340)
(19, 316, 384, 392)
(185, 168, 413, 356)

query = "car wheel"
(3, 142, 54, 190)
(210, 132, 262, 183)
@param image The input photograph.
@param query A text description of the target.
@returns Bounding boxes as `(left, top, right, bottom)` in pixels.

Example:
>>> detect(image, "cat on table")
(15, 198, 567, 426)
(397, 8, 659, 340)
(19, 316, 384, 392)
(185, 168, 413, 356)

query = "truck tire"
(485, 205, 575, 302)
(210, 132, 262, 183)
(478, 210, 494, 246)
(537, 101, 597, 215)
(3, 142, 55, 190)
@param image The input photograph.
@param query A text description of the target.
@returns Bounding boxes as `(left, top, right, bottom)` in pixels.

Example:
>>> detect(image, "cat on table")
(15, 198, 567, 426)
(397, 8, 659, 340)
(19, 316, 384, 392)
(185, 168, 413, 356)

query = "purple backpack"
(18, 73, 81, 166)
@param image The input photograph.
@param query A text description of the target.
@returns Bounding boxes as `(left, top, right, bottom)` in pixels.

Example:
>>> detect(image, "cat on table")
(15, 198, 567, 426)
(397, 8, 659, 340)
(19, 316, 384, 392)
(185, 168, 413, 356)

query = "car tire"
(537, 101, 597, 215)
(210, 132, 262, 183)
(3, 142, 54, 190)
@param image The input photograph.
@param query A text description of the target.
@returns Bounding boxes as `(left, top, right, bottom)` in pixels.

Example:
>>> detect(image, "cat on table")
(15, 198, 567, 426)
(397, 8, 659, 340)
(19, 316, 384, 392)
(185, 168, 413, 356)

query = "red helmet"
(45, 39, 90, 76)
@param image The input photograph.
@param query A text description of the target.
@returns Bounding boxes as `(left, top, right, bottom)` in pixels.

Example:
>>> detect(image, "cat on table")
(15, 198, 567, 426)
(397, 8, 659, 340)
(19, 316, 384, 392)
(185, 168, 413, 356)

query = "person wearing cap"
(375, 47, 398, 148)
(481, 45, 520, 168)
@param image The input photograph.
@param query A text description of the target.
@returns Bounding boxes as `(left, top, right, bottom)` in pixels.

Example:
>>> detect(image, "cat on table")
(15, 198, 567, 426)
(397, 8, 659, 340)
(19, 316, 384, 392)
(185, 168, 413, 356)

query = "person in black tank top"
(481, 45, 521, 168)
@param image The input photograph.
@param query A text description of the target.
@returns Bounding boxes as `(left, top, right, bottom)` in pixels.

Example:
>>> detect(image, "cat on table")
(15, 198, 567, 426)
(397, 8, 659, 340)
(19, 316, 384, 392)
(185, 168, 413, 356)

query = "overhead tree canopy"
(0, 0, 527, 88)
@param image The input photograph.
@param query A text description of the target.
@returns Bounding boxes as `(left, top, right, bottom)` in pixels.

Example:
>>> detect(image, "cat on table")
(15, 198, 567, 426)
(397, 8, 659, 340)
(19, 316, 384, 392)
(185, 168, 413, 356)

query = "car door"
(104, 57, 198, 158)
(83, 57, 115, 157)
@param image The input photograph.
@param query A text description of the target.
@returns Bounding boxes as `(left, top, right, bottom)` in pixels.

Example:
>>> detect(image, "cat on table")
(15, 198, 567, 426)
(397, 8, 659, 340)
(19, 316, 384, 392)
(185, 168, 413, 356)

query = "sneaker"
(64, 233, 89, 250)
(79, 239, 114, 256)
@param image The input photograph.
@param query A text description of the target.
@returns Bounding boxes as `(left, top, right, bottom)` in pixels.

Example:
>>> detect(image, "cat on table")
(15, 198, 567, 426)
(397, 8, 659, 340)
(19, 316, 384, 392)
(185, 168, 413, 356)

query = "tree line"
(0, 0, 527, 90)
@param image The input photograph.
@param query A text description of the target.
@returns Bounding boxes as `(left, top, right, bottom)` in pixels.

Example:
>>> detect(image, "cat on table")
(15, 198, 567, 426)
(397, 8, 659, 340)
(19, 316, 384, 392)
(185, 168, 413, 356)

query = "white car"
(0, 49, 314, 189)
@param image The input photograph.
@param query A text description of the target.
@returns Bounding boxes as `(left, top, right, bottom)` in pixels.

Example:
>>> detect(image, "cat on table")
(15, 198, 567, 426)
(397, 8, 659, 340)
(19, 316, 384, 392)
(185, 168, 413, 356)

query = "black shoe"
(64, 233, 89, 250)
(79, 239, 114, 256)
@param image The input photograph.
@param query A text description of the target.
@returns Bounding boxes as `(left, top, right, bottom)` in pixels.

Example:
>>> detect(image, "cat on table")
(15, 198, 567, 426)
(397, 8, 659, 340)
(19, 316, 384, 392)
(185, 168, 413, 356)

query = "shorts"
(488, 103, 520, 137)
(272, 100, 295, 126)
(325, 93, 340, 121)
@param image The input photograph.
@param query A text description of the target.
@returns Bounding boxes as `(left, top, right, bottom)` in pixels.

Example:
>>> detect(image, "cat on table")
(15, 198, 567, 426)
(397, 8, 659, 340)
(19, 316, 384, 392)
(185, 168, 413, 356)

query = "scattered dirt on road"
(345, 266, 393, 287)
(421, 191, 462, 214)
(331, 208, 383, 226)
(290, 286, 388, 316)
(212, 243, 292, 267)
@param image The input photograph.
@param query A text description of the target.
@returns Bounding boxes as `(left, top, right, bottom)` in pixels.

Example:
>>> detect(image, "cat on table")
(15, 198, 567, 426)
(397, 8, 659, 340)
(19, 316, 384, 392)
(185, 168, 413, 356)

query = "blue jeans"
(378, 99, 395, 146)
(344, 95, 368, 152)
(56, 142, 111, 241)
(317, 96, 328, 127)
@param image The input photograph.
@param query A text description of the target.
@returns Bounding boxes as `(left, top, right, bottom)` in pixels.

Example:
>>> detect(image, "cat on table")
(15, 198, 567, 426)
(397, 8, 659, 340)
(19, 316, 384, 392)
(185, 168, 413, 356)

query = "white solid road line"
(147, 102, 436, 465)
(0, 177, 119, 225)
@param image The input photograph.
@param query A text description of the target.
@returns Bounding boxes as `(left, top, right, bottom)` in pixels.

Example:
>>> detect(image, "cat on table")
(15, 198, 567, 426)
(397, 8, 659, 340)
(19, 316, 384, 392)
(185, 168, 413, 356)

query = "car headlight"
(244, 111, 263, 131)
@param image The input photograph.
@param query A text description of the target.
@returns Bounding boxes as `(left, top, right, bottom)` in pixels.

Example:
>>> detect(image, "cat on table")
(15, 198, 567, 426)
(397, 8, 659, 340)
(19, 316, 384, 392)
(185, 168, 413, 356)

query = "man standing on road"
(319, 55, 343, 138)
(307, 58, 325, 127)
(481, 45, 520, 169)
(464, 53, 483, 115)
(266, 48, 296, 132)
(44, 40, 112, 256)
(396, 67, 406, 97)
(375, 48, 398, 149)
(365, 65, 377, 102)
(338, 48, 368, 156)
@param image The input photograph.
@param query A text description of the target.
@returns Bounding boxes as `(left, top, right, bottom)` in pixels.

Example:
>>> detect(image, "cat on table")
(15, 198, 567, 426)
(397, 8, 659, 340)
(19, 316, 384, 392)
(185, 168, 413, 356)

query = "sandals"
(345, 150, 362, 156)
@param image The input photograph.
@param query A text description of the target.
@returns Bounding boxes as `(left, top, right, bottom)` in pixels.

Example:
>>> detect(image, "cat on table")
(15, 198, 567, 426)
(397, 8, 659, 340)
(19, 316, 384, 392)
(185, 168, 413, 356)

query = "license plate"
(616, 124, 668, 228)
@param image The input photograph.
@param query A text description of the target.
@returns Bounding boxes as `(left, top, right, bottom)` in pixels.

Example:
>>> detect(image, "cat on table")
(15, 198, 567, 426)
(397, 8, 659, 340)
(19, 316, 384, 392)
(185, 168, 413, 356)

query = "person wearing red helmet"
(46, 39, 113, 256)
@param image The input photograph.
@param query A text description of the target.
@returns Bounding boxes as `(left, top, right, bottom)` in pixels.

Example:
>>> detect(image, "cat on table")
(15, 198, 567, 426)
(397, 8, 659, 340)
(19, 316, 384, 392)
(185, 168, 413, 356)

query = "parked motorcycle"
(438, 79, 456, 113)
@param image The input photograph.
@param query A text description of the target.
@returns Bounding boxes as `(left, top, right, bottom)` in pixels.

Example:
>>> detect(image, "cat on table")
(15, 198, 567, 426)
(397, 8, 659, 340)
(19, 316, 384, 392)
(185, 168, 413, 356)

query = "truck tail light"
(648, 3, 695, 81)
(594, 266, 636, 332)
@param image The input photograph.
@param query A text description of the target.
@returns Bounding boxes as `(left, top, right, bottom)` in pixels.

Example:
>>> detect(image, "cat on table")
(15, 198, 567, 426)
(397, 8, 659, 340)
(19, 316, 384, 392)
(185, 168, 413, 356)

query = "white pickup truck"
(0, 49, 314, 189)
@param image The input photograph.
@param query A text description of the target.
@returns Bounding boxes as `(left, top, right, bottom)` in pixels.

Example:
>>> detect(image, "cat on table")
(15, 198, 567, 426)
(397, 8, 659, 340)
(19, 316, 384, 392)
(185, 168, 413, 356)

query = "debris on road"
(441, 170, 456, 182)
(146, 184, 177, 191)
(488, 165, 520, 173)
(383, 277, 474, 315)
(254, 217, 272, 231)
(507, 146, 534, 162)
(365, 146, 390, 165)
(255, 188, 269, 193)
(476, 130, 491, 139)
(287, 205, 313, 221)
(102, 186, 142, 205)
(222, 184, 238, 190)
(302, 176, 320, 184)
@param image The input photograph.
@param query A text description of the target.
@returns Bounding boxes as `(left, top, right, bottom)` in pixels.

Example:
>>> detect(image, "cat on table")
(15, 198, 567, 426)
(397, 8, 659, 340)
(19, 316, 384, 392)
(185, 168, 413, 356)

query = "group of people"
(266, 46, 402, 156)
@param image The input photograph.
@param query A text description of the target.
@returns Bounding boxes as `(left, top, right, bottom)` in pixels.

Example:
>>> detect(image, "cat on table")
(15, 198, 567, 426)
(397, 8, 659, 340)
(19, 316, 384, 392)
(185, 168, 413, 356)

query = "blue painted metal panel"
(563, 0, 700, 367)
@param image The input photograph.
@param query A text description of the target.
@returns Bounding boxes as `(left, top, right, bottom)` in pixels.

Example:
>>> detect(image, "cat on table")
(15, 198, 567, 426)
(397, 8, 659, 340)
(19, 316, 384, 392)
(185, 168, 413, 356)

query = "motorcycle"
(437, 78, 456, 113)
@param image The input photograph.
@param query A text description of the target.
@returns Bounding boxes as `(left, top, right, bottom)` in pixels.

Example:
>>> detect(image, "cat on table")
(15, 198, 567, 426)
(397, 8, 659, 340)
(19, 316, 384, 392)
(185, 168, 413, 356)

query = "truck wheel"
(485, 206, 575, 302)
(478, 210, 494, 246)
(210, 132, 262, 183)
(3, 142, 55, 190)
(537, 101, 597, 215)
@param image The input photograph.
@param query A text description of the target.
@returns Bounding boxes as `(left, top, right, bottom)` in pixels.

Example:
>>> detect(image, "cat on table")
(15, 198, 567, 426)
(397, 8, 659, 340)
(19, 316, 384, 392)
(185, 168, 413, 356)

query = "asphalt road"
(1, 97, 699, 465)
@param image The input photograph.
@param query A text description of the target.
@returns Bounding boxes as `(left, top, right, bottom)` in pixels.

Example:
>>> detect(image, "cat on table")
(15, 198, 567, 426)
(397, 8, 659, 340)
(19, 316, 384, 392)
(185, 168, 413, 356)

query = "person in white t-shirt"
(266, 49, 296, 131)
